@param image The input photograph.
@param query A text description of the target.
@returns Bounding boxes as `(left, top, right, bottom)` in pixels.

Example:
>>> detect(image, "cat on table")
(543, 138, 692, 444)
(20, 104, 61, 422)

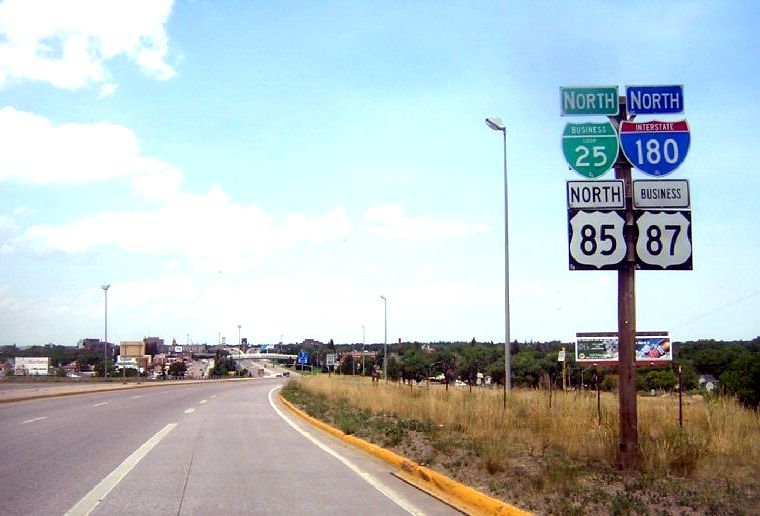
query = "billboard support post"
(596, 369, 601, 425)
(678, 365, 683, 428)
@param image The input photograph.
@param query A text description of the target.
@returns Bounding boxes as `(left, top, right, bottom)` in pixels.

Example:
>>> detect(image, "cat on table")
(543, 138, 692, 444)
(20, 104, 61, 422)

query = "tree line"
(282, 337, 760, 409)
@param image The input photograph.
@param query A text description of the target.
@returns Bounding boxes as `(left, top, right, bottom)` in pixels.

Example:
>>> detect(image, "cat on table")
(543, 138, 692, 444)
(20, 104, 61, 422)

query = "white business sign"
(325, 354, 336, 367)
(567, 180, 625, 209)
(633, 180, 690, 209)
(14, 357, 49, 375)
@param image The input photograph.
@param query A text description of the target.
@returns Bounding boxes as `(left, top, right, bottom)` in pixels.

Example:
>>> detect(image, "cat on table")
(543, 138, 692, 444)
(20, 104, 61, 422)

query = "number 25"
(575, 145, 607, 168)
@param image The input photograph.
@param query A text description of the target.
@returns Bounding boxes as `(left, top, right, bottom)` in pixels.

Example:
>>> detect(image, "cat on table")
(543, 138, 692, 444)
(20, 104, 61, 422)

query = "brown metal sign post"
(610, 97, 639, 472)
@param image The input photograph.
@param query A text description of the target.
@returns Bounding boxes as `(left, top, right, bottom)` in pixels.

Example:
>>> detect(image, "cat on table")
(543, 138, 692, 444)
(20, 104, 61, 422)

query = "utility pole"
(610, 96, 639, 473)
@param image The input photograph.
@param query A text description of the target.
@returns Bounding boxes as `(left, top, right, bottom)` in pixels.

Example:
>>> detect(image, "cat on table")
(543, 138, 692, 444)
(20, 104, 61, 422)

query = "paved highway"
(0, 379, 460, 515)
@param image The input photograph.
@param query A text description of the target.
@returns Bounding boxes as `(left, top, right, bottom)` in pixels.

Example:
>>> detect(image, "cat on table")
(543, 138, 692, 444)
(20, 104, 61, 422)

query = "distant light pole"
(380, 296, 387, 380)
(237, 324, 242, 348)
(361, 325, 365, 377)
(101, 284, 110, 379)
(486, 116, 512, 402)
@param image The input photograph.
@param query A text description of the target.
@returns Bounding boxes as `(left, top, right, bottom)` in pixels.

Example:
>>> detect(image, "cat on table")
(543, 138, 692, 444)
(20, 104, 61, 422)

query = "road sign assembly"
(560, 84, 693, 472)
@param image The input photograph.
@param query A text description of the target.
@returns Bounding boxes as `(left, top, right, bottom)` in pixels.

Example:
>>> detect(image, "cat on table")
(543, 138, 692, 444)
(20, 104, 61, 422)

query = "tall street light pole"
(379, 296, 387, 381)
(237, 324, 242, 348)
(101, 284, 110, 379)
(486, 116, 511, 403)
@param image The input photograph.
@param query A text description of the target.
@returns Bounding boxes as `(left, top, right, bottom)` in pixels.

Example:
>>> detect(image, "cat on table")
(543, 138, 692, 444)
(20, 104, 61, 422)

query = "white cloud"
(0, 214, 17, 232)
(0, 107, 180, 190)
(9, 190, 352, 271)
(131, 167, 183, 201)
(361, 204, 489, 238)
(0, 0, 175, 91)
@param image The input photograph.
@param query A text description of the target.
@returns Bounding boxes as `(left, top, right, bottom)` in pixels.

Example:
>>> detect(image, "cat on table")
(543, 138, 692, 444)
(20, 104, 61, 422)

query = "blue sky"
(1, 0, 758, 347)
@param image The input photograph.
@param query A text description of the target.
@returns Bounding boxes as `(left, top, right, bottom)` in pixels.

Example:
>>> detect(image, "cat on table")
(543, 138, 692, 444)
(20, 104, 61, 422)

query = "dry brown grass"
(294, 375, 760, 481)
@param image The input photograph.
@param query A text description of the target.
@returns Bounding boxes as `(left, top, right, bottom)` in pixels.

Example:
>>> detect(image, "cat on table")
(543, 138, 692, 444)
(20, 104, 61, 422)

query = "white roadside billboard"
(14, 357, 50, 375)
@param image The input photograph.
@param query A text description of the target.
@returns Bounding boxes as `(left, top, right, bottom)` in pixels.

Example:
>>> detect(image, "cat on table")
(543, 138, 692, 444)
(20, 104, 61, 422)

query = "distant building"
(77, 338, 115, 355)
(120, 341, 145, 357)
(143, 337, 164, 356)
(62, 361, 80, 376)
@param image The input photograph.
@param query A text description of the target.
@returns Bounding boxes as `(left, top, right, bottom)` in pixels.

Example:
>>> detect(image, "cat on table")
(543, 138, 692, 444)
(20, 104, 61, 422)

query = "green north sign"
(560, 86, 619, 116)
(562, 121, 619, 178)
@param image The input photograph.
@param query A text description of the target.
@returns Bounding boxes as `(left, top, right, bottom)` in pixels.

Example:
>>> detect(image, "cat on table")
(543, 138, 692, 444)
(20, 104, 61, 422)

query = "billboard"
(14, 357, 50, 375)
(117, 356, 139, 370)
(576, 332, 672, 364)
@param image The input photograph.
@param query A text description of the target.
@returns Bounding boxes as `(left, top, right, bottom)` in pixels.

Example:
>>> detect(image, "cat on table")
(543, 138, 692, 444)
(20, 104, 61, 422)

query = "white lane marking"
(267, 387, 423, 516)
(131, 395, 143, 399)
(64, 423, 176, 516)
(199, 399, 208, 404)
(92, 402, 108, 407)
(211, 395, 217, 399)
(21, 416, 48, 424)
(184, 408, 195, 414)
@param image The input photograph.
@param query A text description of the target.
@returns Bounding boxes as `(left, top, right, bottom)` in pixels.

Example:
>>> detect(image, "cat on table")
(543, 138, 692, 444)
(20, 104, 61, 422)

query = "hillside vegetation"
(283, 375, 760, 515)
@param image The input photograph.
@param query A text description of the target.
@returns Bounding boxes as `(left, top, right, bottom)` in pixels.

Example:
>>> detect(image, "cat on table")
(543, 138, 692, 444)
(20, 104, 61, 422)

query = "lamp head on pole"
(101, 284, 110, 292)
(485, 117, 506, 132)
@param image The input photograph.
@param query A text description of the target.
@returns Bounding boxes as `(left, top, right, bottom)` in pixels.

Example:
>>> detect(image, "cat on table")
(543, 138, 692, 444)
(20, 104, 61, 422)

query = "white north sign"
(567, 180, 625, 209)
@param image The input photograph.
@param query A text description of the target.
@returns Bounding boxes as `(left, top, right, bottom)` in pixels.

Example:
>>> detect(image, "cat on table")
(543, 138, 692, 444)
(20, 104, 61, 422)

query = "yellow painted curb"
(278, 393, 531, 516)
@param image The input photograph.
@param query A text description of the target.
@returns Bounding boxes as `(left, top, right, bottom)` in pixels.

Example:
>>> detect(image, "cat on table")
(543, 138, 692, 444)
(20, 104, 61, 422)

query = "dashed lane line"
(184, 408, 195, 414)
(92, 402, 108, 407)
(64, 423, 177, 516)
(21, 416, 48, 424)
